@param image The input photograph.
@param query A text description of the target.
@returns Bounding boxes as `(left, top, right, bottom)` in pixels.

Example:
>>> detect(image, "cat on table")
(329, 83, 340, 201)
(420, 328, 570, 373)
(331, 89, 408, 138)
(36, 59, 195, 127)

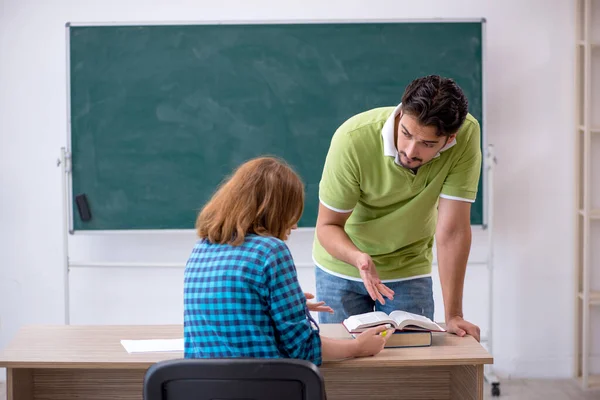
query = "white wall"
(0, 0, 583, 380)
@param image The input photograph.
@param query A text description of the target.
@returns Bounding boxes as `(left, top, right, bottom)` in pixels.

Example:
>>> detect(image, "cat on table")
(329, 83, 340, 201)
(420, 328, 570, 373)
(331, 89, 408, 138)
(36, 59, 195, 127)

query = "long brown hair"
(196, 156, 304, 245)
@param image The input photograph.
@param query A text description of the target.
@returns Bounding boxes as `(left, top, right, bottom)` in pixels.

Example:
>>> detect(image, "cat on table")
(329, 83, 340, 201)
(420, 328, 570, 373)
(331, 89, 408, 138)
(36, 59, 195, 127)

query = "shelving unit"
(574, 0, 600, 391)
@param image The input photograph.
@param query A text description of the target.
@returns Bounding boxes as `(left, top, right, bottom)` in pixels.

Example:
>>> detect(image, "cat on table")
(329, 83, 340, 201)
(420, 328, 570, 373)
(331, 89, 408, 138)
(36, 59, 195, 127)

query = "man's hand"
(355, 253, 395, 304)
(304, 292, 334, 313)
(446, 315, 480, 342)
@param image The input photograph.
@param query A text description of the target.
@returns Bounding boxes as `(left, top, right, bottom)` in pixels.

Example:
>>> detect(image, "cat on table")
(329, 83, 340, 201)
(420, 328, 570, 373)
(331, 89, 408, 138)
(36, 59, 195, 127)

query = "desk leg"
(6, 369, 33, 400)
(450, 364, 484, 400)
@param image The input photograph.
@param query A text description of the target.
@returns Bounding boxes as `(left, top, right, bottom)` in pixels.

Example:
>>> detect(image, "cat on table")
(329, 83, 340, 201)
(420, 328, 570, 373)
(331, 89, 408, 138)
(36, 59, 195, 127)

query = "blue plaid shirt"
(183, 234, 322, 365)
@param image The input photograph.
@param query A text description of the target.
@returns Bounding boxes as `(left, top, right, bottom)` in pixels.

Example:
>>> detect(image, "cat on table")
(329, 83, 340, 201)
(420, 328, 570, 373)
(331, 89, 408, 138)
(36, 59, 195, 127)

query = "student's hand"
(355, 253, 395, 304)
(304, 292, 334, 313)
(446, 316, 481, 342)
(353, 325, 393, 357)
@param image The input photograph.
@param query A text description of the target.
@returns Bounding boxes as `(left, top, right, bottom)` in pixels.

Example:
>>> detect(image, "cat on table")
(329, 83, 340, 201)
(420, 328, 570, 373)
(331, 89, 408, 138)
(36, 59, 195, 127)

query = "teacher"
(313, 75, 482, 341)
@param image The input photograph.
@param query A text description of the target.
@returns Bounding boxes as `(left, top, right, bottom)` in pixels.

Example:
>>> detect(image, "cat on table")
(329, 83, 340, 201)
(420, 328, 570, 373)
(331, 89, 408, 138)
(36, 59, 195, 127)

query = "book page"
(344, 311, 395, 331)
(389, 310, 445, 331)
(355, 311, 392, 325)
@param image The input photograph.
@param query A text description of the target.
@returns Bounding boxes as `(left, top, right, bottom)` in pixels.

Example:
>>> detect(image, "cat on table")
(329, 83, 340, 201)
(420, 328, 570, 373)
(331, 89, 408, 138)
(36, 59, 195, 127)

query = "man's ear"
(441, 133, 457, 148)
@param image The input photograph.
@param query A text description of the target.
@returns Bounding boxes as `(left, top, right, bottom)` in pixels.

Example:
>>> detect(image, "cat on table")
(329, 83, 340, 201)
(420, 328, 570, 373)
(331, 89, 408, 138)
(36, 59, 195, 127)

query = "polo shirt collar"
(381, 103, 456, 165)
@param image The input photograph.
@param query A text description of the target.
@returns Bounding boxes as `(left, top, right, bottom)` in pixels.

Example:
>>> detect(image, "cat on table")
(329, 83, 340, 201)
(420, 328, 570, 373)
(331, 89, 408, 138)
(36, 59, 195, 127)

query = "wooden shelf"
(577, 209, 600, 219)
(578, 291, 600, 305)
(578, 125, 600, 133)
(577, 42, 600, 49)
(575, 0, 598, 390)
(578, 375, 600, 390)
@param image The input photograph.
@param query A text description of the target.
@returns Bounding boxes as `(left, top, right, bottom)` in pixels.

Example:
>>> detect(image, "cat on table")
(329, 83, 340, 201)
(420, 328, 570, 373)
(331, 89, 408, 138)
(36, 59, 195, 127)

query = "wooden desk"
(0, 324, 492, 400)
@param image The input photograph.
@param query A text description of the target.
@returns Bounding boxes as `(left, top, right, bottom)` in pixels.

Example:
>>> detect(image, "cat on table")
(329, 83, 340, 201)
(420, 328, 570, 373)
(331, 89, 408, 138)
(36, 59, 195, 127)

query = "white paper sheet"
(120, 338, 184, 353)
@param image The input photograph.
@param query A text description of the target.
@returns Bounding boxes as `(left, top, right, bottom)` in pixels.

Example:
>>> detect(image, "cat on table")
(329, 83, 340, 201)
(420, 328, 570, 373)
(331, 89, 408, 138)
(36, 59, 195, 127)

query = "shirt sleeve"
(318, 130, 361, 212)
(440, 119, 482, 203)
(265, 242, 322, 366)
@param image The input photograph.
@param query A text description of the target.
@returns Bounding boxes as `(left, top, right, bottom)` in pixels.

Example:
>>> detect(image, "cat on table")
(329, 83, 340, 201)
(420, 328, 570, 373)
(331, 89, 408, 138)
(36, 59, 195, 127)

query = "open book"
(342, 310, 445, 334)
(319, 323, 432, 349)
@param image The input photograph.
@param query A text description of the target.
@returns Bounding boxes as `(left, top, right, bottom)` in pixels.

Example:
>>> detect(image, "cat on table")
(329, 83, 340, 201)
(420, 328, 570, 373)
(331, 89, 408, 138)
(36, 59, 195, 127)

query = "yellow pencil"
(380, 324, 392, 337)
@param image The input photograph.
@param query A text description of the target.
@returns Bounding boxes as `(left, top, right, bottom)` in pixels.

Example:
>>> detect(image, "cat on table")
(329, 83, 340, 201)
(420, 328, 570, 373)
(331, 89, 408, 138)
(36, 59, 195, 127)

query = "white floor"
(482, 379, 600, 400)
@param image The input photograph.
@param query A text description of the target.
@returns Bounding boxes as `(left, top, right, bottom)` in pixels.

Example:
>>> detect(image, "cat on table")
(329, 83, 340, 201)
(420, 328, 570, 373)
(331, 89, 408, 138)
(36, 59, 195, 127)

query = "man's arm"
(316, 204, 358, 266)
(316, 204, 395, 303)
(435, 197, 481, 341)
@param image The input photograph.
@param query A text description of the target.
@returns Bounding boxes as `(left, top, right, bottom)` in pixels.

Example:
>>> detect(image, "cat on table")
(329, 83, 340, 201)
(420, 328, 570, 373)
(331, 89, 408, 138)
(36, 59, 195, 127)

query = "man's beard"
(398, 151, 423, 169)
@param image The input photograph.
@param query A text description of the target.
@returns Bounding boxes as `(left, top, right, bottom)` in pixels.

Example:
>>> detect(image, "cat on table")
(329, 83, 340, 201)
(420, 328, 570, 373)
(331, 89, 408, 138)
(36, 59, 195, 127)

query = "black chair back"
(143, 358, 326, 400)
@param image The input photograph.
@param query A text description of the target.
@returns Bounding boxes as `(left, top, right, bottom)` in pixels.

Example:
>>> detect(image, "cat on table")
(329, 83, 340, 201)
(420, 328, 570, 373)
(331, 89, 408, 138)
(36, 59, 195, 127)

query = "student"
(313, 75, 482, 341)
(183, 156, 391, 366)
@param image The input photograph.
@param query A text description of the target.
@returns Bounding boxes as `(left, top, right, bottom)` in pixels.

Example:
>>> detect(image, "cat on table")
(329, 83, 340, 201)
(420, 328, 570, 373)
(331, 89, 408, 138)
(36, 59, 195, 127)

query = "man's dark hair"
(401, 75, 468, 137)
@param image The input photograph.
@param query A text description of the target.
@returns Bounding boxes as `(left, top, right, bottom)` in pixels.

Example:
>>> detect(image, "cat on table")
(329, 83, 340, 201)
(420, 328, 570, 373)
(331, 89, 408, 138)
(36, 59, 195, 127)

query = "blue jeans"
(315, 267, 434, 323)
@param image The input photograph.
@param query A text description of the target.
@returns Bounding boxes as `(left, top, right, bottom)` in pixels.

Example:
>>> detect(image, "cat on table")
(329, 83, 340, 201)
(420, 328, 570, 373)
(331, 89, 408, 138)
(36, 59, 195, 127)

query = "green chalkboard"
(68, 21, 484, 230)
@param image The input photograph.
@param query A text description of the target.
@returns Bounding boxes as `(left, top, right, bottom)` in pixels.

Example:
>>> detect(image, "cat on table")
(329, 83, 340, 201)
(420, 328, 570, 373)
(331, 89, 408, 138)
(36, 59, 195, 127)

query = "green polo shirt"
(312, 104, 482, 281)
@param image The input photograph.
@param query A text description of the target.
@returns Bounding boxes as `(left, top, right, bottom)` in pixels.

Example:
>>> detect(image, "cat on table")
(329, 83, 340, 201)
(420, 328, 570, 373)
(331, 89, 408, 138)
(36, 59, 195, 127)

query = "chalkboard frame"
(64, 19, 487, 233)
